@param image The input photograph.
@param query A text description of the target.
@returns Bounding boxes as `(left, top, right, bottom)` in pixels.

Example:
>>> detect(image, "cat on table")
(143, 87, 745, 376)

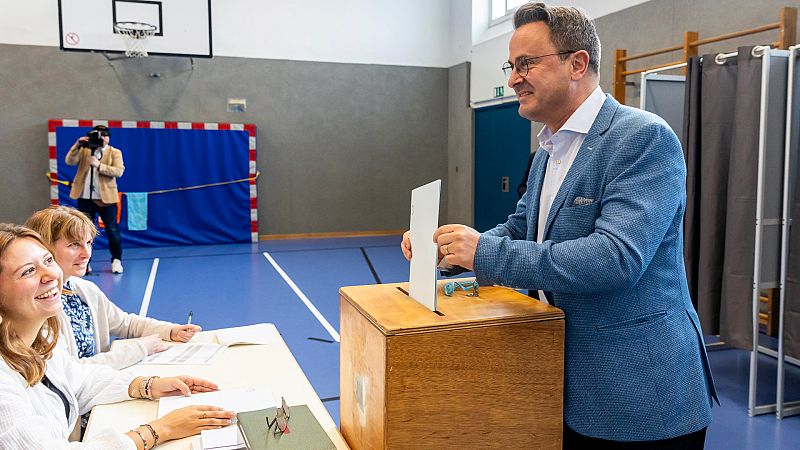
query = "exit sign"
(494, 86, 504, 97)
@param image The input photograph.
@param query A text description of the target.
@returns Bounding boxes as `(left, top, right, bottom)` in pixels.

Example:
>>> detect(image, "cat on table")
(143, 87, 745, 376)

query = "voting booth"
(339, 280, 565, 449)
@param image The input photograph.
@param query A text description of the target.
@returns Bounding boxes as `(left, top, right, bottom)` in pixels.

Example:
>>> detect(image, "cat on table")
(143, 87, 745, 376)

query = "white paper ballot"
(138, 342, 224, 365)
(408, 179, 441, 311)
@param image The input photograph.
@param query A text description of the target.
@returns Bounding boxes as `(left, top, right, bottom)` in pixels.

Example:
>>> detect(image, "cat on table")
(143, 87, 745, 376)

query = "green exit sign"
(494, 86, 504, 98)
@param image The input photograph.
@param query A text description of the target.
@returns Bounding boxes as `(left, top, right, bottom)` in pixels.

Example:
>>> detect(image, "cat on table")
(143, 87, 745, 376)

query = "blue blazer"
(474, 95, 718, 441)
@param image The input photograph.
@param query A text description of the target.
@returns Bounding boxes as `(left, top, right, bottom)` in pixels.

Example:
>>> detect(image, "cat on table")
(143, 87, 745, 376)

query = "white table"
(84, 326, 349, 449)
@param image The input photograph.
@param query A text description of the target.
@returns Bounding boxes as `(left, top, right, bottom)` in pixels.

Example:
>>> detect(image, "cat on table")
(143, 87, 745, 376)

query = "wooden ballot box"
(339, 280, 565, 450)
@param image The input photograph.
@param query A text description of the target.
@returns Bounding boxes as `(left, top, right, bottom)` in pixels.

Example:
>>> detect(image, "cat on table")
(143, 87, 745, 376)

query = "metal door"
(474, 101, 532, 231)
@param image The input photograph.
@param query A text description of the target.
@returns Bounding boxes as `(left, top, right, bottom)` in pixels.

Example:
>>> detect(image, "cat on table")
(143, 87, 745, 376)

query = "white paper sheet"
(139, 342, 224, 365)
(189, 323, 279, 346)
(157, 386, 276, 418)
(201, 426, 245, 450)
(408, 179, 441, 311)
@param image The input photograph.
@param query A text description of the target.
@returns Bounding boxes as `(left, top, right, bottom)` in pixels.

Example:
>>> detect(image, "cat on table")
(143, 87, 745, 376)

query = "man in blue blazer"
(402, 2, 716, 448)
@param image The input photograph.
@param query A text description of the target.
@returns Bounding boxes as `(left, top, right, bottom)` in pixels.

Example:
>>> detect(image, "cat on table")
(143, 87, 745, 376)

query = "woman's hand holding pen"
(170, 324, 202, 342)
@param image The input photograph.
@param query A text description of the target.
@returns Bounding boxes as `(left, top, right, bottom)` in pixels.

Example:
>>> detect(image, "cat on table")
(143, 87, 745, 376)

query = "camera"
(78, 130, 106, 149)
(78, 126, 110, 149)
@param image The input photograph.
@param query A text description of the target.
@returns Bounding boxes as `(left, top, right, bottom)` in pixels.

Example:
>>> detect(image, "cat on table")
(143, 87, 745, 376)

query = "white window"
(490, 0, 527, 25)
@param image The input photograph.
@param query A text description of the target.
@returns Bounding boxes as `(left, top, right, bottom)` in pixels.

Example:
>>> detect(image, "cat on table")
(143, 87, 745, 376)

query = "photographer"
(66, 125, 125, 274)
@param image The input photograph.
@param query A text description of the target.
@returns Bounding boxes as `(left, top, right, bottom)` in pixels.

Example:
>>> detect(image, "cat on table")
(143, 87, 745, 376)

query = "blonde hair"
(0, 224, 60, 386)
(24, 205, 97, 247)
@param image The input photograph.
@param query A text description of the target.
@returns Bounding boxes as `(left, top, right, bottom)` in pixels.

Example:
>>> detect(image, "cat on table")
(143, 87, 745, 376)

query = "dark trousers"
(77, 198, 122, 260)
(563, 424, 707, 450)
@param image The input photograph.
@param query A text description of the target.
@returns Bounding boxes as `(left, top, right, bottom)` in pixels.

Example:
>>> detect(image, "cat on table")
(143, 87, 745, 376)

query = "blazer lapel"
(542, 95, 620, 239)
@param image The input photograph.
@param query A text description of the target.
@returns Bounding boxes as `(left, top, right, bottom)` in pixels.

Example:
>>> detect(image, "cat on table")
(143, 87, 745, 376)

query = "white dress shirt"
(535, 86, 606, 303)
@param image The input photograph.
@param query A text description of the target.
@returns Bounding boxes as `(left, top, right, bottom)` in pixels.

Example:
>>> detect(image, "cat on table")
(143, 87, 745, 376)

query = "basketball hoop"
(114, 22, 156, 58)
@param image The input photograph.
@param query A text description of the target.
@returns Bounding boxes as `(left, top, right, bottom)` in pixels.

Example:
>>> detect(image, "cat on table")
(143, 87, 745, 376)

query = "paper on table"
(201, 426, 245, 450)
(408, 179, 441, 311)
(189, 323, 279, 347)
(157, 386, 277, 418)
(139, 342, 224, 365)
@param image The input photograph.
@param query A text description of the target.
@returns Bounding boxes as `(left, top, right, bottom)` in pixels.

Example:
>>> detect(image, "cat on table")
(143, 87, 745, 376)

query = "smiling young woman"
(0, 224, 234, 450)
(0, 225, 62, 386)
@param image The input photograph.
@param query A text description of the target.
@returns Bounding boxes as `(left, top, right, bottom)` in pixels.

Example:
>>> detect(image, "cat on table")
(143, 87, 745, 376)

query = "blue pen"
(187, 310, 193, 325)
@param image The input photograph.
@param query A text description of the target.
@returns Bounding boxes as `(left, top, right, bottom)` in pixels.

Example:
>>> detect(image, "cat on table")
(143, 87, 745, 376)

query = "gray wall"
(0, 45, 448, 235)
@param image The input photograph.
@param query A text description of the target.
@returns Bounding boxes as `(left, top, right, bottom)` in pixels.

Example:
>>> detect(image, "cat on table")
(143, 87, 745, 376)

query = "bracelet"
(138, 377, 148, 399)
(145, 376, 160, 400)
(141, 423, 160, 447)
(132, 428, 149, 450)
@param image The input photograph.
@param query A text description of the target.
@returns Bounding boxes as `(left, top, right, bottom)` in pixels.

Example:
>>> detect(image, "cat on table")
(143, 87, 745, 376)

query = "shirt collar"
(537, 86, 605, 150)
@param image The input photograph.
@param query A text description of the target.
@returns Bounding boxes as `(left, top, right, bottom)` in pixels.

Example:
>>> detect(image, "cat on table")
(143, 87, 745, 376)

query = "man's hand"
(401, 231, 413, 261)
(90, 156, 101, 168)
(433, 224, 480, 270)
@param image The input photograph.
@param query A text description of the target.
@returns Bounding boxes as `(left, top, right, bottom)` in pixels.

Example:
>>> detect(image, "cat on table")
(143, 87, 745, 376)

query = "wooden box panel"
(385, 320, 563, 449)
(340, 281, 565, 450)
(340, 295, 386, 450)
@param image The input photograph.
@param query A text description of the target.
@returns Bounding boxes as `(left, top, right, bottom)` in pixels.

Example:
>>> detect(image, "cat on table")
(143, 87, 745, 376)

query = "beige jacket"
(65, 143, 125, 204)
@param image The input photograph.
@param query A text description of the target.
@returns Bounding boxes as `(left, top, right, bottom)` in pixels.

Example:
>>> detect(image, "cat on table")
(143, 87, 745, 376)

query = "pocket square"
(573, 196, 594, 206)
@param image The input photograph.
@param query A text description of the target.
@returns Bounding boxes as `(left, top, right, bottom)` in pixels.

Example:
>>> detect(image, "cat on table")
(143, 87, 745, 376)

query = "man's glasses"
(265, 397, 291, 436)
(502, 51, 576, 79)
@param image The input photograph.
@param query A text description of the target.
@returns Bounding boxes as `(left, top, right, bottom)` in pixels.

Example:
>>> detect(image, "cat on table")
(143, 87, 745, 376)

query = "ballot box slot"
(396, 286, 445, 316)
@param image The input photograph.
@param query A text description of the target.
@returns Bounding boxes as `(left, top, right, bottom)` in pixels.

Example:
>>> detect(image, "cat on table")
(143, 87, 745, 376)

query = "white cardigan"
(0, 345, 137, 449)
(58, 277, 175, 370)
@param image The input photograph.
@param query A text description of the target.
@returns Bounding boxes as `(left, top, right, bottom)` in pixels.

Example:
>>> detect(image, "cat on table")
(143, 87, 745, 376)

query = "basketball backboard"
(58, 0, 212, 58)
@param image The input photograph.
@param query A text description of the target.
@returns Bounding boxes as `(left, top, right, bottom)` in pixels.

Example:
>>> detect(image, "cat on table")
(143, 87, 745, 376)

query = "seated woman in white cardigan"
(0, 223, 234, 449)
(25, 206, 200, 369)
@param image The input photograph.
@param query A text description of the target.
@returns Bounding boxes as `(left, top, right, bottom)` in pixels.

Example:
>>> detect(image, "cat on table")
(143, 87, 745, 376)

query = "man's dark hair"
(92, 125, 111, 136)
(513, 2, 601, 75)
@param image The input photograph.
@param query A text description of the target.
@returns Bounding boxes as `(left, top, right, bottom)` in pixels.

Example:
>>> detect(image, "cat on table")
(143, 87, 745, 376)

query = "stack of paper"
(190, 429, 246, 450)
(200, 427, 245, 450)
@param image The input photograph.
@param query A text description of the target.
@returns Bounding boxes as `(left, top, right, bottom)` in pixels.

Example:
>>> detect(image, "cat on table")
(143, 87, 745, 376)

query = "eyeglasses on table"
(265, 396, 291, 436)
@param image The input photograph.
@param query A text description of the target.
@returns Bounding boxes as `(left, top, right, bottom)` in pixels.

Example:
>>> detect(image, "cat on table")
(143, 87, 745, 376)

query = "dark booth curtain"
(785, 55, 800, 360)
(682, 53, 739, 334)
(682, 47, 761, 349)
(787, 154, 800, 360)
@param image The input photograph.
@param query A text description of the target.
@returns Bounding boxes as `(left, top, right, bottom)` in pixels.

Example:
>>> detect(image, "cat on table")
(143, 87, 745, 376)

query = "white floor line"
(262, 252, 340, 343)
(139, 258, 160, 317)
